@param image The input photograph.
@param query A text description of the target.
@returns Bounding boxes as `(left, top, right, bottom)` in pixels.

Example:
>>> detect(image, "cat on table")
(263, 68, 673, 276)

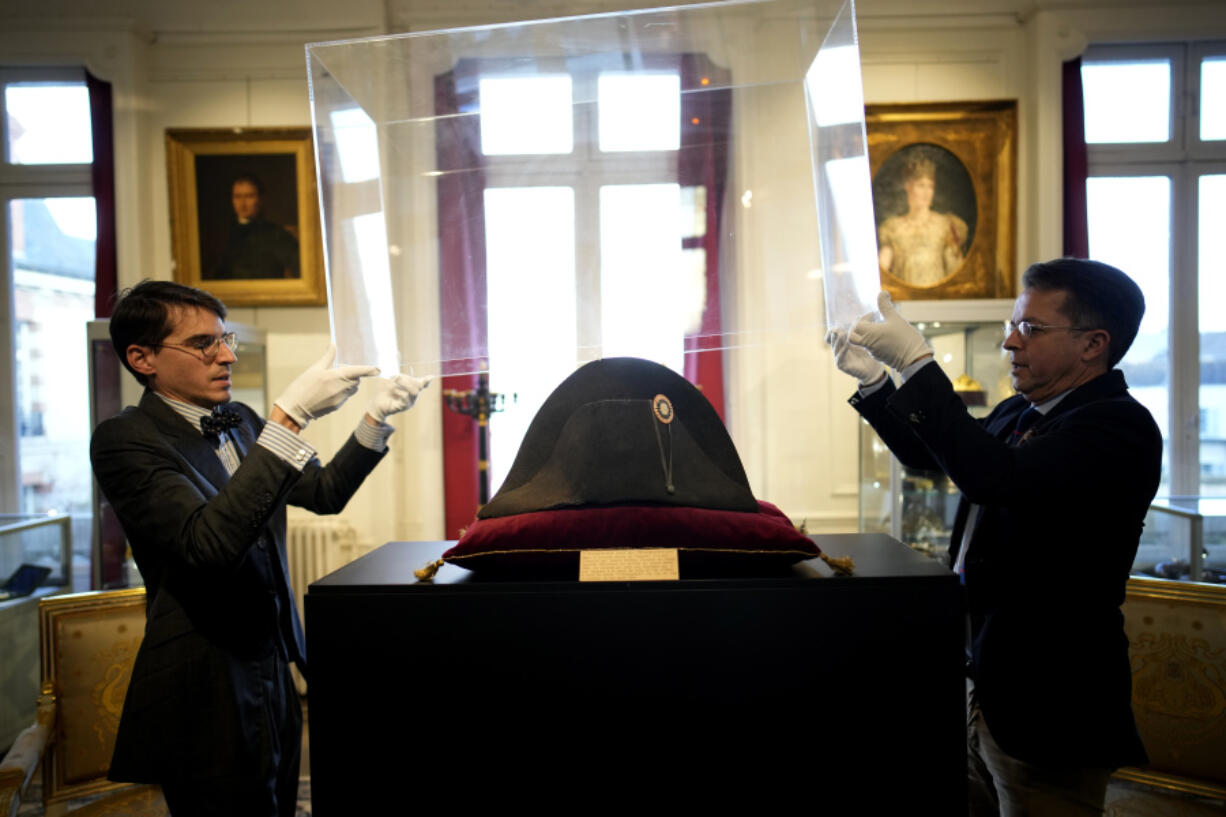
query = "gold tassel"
(820, 553, 855, 575)
(414, 559, 445, 582)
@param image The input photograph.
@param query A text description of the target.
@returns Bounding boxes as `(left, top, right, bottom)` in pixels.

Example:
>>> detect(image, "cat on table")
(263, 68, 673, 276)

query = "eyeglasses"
(1004, 320, 1096, 340)
(159, 332, 238, 362)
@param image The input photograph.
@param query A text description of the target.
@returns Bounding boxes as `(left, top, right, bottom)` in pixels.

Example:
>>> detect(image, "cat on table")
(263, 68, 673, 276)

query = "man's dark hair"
(1021, 258, 1145, 368)
(109, 280, 227, 386)
(231, 173, 264, 196)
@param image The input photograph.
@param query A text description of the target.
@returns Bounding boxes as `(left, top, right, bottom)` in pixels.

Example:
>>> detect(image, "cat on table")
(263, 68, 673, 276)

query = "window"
(1083, 42, 1226, 496)
(0, 67, 97, 587)
(472, 63, 718, 495)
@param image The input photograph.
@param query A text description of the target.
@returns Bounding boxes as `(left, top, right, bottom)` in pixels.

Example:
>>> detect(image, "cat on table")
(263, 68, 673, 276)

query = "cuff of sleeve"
(900, 357, 935, 383)
(355, 418, 395, 452)
(258, 422, 318, 471)
(858, 372, 892, 398)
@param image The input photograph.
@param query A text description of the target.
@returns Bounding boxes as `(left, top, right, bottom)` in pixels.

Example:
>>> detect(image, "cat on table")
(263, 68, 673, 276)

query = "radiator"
(286, 518, 372, 696)
(285, 518, 369, 618)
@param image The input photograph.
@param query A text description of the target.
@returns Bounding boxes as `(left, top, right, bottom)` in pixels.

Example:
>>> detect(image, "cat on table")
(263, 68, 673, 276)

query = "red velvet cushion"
(442, 500, 819, 577)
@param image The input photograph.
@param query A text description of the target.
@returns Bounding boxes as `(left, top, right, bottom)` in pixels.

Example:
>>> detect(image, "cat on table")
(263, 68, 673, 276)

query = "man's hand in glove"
(827, 328, 887, 386)
(365, 374, 433, 425)
(273, 345, 380, 431)
(849, 291, 933, 371)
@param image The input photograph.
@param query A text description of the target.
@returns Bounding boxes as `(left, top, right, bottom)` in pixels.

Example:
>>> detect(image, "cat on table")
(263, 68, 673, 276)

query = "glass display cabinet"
(0, 513, 72, 750)
(859, 299, 1014, 561)
(87, 319, 268, 589)
(0, 512, 71, 593)
(1134, 497, 1226, 583)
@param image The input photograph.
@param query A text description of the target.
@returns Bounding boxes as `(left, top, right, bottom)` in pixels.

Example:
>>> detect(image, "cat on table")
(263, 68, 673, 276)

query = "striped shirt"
(156, 394, 393, 476)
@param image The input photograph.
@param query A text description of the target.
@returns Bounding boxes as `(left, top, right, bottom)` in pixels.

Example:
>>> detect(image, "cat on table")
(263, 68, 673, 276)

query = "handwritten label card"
(579, 549, 680, 582)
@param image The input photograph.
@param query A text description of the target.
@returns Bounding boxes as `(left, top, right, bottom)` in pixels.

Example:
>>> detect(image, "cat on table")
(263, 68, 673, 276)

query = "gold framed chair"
(0, 588, 167, 817)
(1110, 578, 1226, 812)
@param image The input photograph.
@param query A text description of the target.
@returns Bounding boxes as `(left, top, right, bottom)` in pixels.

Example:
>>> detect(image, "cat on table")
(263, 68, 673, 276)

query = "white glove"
(366, 374, 433, 423)
(848, 291, 932, 372)
(274, 345, 380, 429)
(827, 329, 886, 385)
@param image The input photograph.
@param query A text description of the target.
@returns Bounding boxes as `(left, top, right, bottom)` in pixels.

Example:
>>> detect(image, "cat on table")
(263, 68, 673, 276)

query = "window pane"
(1200, 174, 1226, 494)
(479, 76, 573, 156)
(1202, 58, 1226, 141)
(1086, 176, 1171, 490)
(5, 83, 93, 164)
(9, 197, 96, 588)
(329, 107, 379, 183)
(600, 184, 687, 371)
(1082, 61, 1171, 144)
(598, 73, 680, 152)
(484, 186, 576, 493)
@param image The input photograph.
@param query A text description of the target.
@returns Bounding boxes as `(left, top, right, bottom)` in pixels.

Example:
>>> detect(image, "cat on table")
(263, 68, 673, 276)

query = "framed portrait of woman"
(166, 128, 326, 306)
(866, 100, 1017, 301)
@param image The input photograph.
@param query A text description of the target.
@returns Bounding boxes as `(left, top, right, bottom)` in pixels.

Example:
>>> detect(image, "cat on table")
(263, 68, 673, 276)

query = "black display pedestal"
(306, 535, 964, 811)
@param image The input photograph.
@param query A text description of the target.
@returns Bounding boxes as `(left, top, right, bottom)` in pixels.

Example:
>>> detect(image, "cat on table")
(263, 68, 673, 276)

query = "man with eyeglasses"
(828, 258, 1160, 815)
(91, 279, 429, 817)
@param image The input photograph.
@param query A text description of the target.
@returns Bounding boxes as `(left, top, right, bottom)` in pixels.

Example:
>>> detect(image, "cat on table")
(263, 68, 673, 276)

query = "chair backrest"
(38, 588, 146, 809)
(1123, 578, 1226, 793)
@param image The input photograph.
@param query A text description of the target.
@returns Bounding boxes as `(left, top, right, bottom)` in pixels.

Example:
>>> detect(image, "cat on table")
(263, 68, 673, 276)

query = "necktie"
(958, 406, 1042, 583)
(1009, 406, 1041, 445)
(201, 407, 241, 442)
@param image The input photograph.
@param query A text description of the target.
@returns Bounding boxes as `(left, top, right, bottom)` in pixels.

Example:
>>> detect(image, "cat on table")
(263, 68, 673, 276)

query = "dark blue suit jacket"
(852, 364, 1160, 769)
(91, 390, 384, 784)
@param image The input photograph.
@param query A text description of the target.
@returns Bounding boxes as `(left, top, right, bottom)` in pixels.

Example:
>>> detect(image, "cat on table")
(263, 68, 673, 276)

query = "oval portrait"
(872, 143, 977, 289)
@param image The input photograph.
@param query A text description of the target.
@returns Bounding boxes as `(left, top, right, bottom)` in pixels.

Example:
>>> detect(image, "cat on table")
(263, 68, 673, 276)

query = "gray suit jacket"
(91, 390, 385, 783)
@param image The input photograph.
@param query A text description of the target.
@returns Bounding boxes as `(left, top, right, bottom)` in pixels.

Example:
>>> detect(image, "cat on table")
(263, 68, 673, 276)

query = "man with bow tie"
(829, 259, 1161, 815)
(90, 279, 428, 817)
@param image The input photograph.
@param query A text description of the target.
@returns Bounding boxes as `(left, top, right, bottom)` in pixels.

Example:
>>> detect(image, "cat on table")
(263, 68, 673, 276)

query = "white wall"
(2, 0, 1223, 547)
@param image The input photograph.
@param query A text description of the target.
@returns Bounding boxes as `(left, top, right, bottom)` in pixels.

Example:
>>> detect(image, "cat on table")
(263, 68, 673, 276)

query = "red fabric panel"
(86, 70, 118, 317)
(1062, 57, 1090, 259)
(444, 500, 818, 575)
(436, 66, 489, 539)
(441, 374, 480, 539)
(679, 55, 732, 421)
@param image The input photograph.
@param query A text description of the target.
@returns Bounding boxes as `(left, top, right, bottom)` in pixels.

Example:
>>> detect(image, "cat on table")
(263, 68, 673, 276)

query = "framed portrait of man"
(166, 128, 326, 306)
(865, 100, 1017, 301)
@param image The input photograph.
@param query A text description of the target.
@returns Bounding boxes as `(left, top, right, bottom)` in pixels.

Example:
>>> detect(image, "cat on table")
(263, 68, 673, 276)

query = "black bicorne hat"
(478, 357, 758, 519)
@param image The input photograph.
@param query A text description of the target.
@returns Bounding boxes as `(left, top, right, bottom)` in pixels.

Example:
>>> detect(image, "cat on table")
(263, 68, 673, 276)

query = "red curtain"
(435, 66, 488, 538)
(85, 69, 124, 587)
(679, 54, 731, 420)
(1062, 57, 1090, 258)
(86, 70, 118, 317)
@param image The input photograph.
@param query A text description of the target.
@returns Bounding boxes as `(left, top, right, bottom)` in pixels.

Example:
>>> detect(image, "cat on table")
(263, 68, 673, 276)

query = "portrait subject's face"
(231, 181, 261, 222)
(142, 306, 237, 408)
(904, 175, 935, 211)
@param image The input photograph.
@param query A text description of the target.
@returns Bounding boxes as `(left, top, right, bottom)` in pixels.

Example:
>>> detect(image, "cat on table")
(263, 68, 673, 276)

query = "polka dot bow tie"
(200, 407, 241, 438)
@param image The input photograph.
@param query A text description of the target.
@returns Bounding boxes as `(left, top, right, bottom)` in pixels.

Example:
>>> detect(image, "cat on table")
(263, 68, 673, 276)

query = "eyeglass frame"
(157, 332, 238, 362)
(1004, 320, 1098, 341)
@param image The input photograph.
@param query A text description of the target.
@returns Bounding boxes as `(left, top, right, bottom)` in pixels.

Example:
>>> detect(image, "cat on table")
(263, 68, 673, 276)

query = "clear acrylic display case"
(306, 0, 879, 378)
(859, 300, 1014, 560)
(1134, 497, 1226, 583)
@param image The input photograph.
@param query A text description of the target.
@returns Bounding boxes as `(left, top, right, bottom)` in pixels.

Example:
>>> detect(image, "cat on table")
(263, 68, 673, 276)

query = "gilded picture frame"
(866, 100, 1017, 301)
(165, 128, 326, 306)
